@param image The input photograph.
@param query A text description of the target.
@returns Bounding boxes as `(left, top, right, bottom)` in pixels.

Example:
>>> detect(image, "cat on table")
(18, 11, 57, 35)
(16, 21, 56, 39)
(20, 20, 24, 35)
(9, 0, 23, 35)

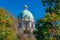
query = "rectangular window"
(18, 23, 22, 28)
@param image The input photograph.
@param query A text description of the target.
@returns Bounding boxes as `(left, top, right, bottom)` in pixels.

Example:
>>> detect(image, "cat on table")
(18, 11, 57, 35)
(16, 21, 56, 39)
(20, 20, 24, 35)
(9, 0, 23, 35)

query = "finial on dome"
(24, 5, 28, 9)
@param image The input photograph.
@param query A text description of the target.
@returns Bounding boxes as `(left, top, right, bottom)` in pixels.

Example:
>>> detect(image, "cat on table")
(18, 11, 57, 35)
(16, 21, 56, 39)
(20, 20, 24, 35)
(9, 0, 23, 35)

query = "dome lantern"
(24, 5, 28, 10)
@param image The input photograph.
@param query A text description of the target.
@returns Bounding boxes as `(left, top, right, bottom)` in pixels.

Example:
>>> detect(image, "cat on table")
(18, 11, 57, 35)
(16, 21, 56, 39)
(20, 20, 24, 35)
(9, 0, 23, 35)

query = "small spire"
(24, 5, 28, 9)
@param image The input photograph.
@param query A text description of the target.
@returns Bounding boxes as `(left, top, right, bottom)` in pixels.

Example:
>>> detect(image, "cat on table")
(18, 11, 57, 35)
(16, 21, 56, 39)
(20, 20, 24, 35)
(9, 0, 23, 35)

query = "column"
(29, 22, 31, 28)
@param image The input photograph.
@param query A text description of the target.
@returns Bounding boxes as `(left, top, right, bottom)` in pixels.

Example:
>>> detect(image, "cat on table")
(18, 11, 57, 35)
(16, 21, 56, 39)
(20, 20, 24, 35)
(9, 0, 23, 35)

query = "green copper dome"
(18, 5, 34, 20)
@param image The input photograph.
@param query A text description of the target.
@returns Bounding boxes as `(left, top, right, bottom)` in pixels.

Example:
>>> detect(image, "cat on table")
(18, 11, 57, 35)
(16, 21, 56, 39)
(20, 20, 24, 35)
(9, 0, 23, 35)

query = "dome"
(18, 5, 34, 20)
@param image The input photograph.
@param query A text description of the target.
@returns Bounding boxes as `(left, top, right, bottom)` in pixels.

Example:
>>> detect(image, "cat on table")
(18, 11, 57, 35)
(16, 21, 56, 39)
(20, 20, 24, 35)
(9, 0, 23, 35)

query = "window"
(31, 23, 34, 28)
(18, 23, 22, 28)
(24, 15, 28, 18)
(25, 22, 29, 28)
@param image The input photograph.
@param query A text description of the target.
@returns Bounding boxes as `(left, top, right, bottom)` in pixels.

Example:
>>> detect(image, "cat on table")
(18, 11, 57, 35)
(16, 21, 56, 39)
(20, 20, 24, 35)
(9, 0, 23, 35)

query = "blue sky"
(0, 0, 45, 20)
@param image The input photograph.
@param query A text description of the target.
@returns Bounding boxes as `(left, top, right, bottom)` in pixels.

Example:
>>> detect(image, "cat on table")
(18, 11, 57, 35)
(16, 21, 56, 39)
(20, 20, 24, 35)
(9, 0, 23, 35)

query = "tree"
(0, 8, 17, 40)
(34, 13, 60, 40)
(34, 0, 60, 40)
(42, 0, 60, 14)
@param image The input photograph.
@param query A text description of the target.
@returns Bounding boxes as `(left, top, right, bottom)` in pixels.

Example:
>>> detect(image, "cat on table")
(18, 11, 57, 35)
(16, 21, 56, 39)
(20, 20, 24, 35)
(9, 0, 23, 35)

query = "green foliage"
(34, 0, 60, 40)
(43, 13, 59, 22)
(34, 11, 60, 40)
(0, 8, 17, 40)
(41, 0, 60, 13)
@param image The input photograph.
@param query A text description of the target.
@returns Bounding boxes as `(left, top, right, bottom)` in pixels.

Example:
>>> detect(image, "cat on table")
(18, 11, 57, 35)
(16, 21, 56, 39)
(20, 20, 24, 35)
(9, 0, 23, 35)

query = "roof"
(18, 5, 34, 20)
